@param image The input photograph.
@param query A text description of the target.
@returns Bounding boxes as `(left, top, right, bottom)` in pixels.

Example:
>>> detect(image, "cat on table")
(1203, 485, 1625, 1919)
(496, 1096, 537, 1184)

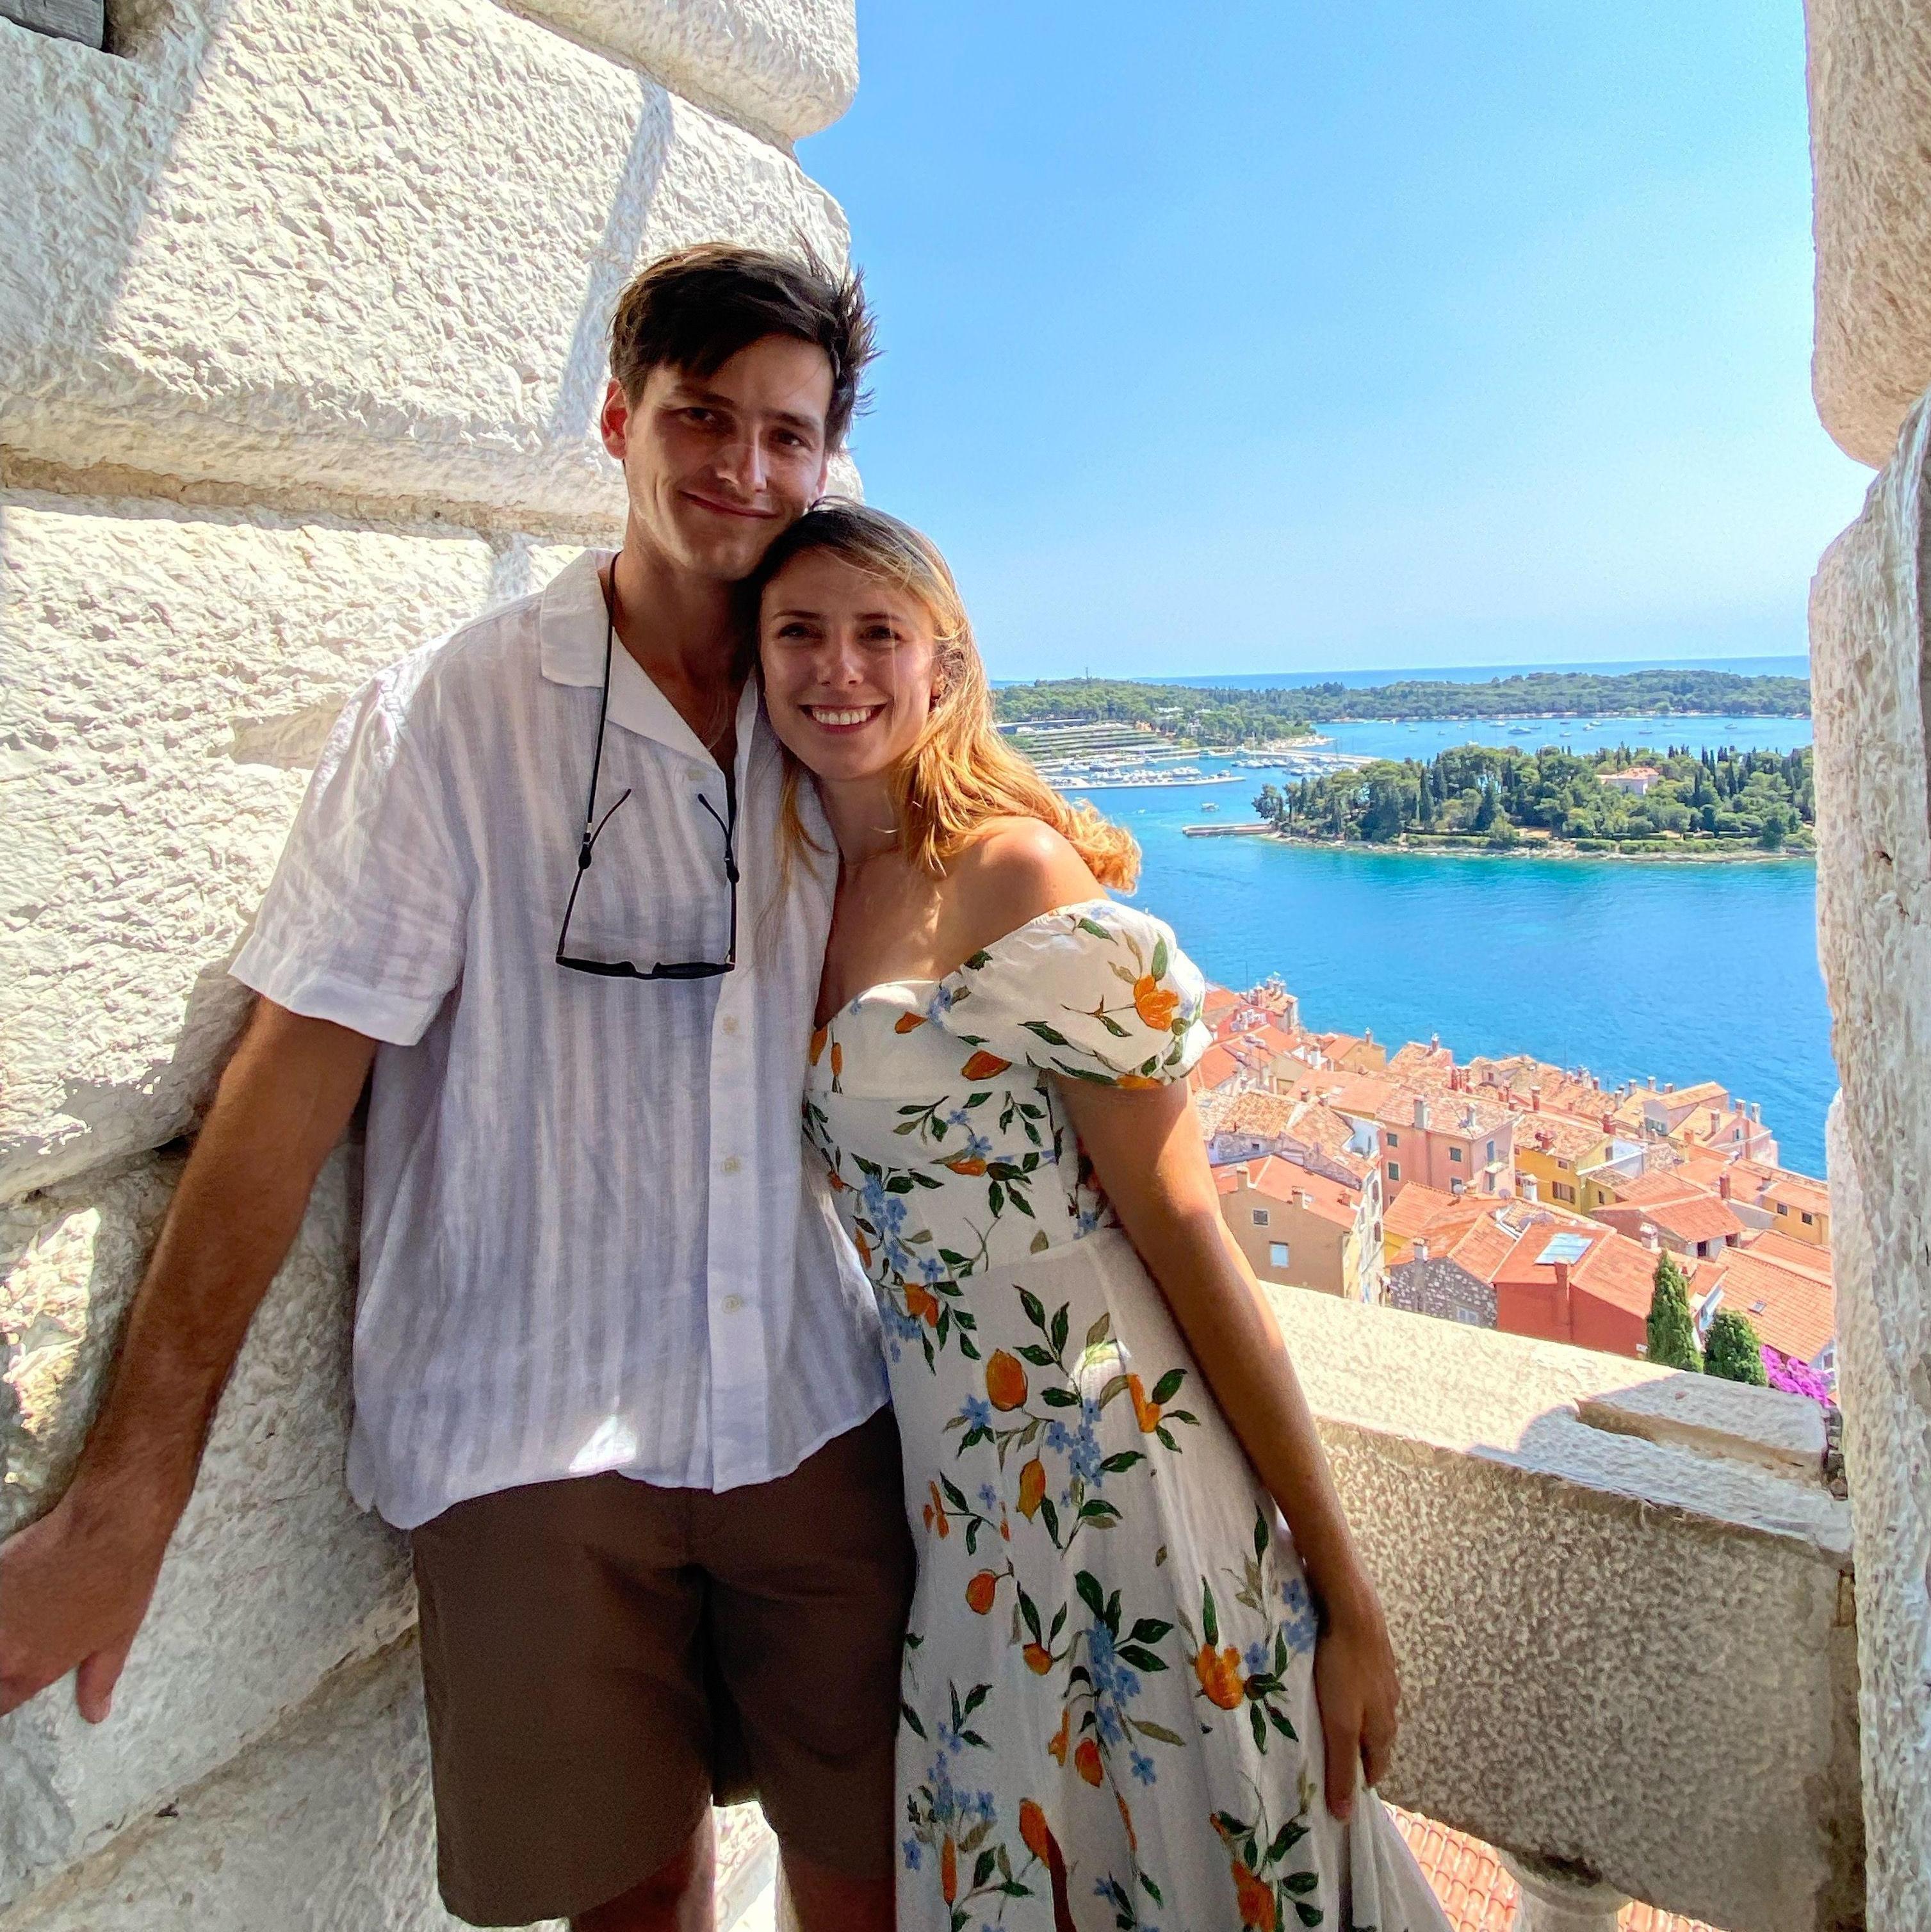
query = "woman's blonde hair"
(753, 502, 1139, 888)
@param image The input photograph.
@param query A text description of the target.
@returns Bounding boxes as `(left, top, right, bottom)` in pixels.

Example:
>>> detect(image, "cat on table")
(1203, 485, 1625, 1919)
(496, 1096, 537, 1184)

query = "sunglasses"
(555, 575, 739, 981)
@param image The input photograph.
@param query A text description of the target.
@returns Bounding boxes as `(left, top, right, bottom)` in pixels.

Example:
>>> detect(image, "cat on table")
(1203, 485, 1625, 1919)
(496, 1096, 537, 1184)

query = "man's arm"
(0, 1000, 377, 1721)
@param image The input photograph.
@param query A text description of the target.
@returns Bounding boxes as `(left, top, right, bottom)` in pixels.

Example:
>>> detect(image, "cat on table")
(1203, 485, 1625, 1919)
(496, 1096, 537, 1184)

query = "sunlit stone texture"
(1807, 0, 1931, 465)
(1813, 395, 1931, 1929)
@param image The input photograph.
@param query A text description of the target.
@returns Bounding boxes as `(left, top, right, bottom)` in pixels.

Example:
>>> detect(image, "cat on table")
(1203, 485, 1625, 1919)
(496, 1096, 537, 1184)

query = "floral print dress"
(805, 900, 1449, 1932)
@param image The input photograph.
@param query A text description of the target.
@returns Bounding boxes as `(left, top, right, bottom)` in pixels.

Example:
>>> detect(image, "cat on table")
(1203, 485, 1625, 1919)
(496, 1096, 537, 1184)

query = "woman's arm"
(1054, 1076, 1399, 1821)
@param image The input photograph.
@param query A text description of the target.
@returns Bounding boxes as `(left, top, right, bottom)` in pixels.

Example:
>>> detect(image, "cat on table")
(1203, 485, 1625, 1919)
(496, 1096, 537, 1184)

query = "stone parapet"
(0, 0, 846, 525)
(1811, 389, 1931, 1931)
(1806, 0, 1931, 465)
(1264, 1287, 1861, 1932)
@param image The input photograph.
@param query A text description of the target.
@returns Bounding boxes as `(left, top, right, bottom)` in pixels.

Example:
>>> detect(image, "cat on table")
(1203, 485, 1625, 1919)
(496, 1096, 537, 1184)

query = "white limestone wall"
(0, 0, 858, 1923)
(1806, 0, 1931, 466)
(1811, 404, 1931, 1929)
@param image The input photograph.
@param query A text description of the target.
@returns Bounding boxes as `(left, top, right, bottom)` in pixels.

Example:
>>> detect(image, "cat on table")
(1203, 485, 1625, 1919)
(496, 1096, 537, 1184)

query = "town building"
(1216, 1156, 1386, 1305)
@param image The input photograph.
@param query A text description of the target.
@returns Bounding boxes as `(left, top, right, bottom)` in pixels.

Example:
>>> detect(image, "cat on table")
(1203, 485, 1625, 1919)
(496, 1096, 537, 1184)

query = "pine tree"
(1645, 1252, 1702, 1371)
(1704, 1310, 1768, 1385)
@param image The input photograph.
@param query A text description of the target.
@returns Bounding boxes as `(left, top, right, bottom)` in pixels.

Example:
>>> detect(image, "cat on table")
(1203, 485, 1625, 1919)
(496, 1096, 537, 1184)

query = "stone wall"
(1805, 1, 1931, 1922)
(0, 0, 858, 1924)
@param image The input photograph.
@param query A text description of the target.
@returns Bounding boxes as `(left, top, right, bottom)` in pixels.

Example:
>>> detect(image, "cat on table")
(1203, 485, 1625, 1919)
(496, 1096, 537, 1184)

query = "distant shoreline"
(1262, 831, 1815, 865)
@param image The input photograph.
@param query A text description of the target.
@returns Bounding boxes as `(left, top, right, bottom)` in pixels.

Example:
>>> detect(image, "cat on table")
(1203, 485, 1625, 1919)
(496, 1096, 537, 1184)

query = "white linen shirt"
(232, 547, 887, 1528)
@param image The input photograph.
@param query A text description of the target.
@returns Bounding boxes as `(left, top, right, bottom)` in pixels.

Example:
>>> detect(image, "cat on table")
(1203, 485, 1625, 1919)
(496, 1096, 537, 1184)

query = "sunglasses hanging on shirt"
(554, 570, 740, 981)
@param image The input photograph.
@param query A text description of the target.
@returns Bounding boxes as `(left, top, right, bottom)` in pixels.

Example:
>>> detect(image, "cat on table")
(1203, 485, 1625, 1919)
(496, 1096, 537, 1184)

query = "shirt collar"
(539, 546, 769, 774)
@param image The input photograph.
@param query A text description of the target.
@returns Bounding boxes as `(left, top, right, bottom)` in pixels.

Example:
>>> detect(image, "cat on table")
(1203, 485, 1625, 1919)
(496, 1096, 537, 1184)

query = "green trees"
(1704, 1310, 1769, 1385)
(1248, 742, 1815, 850)
(1645, 1253, 1704, 1371)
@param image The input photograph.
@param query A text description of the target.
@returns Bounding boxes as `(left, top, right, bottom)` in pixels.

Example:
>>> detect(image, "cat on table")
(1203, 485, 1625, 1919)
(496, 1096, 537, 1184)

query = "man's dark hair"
(609, 242, 876, 450)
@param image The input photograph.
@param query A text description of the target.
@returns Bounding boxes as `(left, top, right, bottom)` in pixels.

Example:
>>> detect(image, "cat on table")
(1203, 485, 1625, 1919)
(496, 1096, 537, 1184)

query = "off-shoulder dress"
(805, 899, 1449, 1932)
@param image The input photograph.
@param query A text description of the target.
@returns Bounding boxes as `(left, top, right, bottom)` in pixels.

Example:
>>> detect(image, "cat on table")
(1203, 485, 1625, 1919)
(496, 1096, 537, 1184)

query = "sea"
(1059, 703, 1831, 1177)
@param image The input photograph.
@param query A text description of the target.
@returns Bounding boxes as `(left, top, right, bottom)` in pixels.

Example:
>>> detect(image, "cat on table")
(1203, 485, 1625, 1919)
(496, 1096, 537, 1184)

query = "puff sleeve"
(929, 899, 1210, 1086)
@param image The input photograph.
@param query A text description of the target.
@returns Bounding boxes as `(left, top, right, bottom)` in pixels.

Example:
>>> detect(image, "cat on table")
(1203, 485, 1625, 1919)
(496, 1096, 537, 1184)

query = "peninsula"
(993, 667, 1811, 748)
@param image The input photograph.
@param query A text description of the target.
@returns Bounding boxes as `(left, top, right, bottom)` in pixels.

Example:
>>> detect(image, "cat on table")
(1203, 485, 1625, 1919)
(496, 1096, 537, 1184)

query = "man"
(0, 246, 911, 1932)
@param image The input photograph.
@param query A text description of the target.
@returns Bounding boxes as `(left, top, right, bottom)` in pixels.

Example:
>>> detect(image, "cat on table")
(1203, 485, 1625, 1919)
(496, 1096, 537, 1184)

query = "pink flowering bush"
(1761, 1345, 1834, 1407)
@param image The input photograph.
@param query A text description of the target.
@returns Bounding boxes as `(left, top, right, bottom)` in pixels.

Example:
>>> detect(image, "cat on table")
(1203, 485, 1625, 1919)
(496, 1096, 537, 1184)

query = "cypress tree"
(1645, 1252, 1702, 1370)
(1704, 1310, 1768, 1385)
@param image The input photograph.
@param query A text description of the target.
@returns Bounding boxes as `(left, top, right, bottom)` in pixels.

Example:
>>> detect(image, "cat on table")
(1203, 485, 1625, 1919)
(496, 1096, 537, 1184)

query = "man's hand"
(0, 1001, 375, 1721)
(0, 1482, 177, 1720)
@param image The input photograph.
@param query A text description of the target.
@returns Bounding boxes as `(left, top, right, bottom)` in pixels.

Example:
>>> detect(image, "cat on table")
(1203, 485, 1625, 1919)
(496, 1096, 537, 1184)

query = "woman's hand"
(1310, 1579, 1401, 1822)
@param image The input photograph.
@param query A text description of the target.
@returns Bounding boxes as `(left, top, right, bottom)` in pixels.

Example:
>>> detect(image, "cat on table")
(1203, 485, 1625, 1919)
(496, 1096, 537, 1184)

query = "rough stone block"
(1811, 389, 1931, 1928)
(0, 1148, 414, 1910)
(0, 489, 579, 1198)
(1807, 0, 1931, 464)
(1266, 1286, 1861, 1932)
(0, 1639, 483, 1932)
(507, 0, 856, 142)
(0, 0, 847, 521)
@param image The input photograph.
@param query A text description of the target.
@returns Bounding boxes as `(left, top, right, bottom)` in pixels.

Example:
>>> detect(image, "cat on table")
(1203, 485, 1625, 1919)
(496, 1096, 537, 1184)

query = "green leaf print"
(1202, 1582, 1219, 1646)
(1022, 1020, 1072, 1047)
(1150, 936, 1169, 980)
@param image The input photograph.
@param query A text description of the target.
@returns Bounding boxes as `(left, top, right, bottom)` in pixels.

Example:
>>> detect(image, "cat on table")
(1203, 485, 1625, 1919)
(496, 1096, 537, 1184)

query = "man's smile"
(681, 487, 779, 521)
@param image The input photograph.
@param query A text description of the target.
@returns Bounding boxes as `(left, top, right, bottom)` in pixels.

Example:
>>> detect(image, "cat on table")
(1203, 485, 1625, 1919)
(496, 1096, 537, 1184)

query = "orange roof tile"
(1188, 1042, 1243, 1093)
(1636, 1193, 1745, 1247)
(1517, 1111, 1610, 1165)
(1387, 1808, 1719, 1932)
(1740, 1229, 1834, 1282)
(1763, 1172, 1832, 1216)
(1385, 1182, 1461, 1243)
(1712, 1247, 1837, 1360)
(1221, 1156, 1362, 1228)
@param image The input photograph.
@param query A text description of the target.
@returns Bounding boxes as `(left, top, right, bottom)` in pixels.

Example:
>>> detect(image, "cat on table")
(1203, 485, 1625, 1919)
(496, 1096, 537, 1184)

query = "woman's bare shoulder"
(943, 818, 1106, 953)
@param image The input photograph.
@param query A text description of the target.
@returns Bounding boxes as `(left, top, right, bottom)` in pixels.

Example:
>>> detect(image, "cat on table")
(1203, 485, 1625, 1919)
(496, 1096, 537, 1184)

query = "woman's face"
(759, 550, 940, 787)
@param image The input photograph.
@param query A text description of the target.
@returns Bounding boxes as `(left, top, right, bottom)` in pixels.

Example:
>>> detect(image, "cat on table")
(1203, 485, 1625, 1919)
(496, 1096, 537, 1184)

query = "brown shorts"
(411, 1408, 913, 1926)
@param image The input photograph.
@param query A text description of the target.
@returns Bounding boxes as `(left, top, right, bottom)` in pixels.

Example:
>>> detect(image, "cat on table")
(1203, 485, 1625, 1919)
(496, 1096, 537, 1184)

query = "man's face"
(600, 334, 835, 583)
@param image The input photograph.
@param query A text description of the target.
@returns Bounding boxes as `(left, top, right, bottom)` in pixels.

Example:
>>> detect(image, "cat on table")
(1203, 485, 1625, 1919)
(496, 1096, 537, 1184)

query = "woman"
(756, 502, 1449, 1932)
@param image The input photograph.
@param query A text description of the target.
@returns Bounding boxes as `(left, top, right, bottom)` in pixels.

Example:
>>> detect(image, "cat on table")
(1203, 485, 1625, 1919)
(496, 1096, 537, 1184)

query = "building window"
(1801, 1210, 1814, 1226)
(1449, 1147, 1463, 1163)
(1251, 1208, 1269, 1227)
(1776, 1202, 1788, 1215)
(1387, 1161, 1400, 1183)
(1552, 1182, 1575, 1204)
(1269, 1241, 1291, 1269)
(1488, 1140, 1498, 1164)
(1386, 1131, 1399, 1147)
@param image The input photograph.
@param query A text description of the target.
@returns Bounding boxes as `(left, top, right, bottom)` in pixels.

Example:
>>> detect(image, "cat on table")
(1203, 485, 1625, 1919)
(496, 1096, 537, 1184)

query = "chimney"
(1414, 1237, 1429, 1261)
(1297, 1191, 1313, 1210)
(1530, 1089, 1542, 1112)
(1235, 1163, 1250, 1185)
(1414, 1097, 1429, 1129)
(1552, 1259, 1573, 1337)
(1430, 1033, 1440, 1051)
(1364, 1027, 1373, 1044)
(1641, 1225, 1660, 1252)
(1717, 1170, 1731, 1200)
(1664, 1081, 1675, 1095)
(1602, 1113, 1616, 1134)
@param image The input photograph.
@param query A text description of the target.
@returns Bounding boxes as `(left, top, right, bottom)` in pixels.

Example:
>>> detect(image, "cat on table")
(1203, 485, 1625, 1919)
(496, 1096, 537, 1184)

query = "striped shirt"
(232, 547, 887, 1528)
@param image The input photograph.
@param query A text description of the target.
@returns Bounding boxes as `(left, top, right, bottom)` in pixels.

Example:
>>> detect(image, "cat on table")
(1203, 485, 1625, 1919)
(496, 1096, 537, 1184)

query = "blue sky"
(799, 1, 1872, 682)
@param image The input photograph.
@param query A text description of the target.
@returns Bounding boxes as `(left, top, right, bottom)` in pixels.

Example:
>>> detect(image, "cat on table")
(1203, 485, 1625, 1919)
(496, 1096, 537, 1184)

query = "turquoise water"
(1073, 714, 1833, 1177)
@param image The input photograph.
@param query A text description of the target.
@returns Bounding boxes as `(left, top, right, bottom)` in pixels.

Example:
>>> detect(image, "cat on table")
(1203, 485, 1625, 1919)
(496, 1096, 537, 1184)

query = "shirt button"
(720, 1156, 742, 1175)
(722, 1015, 740, 1036)
(721, 1294, 745, 1314)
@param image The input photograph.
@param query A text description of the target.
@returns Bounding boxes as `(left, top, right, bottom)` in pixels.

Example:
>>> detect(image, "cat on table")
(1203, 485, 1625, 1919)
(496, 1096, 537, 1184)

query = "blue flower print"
(1244, 1639, 1272, 1676)
(902, 1837, 921, 1871)
(1044, 1419, 1072, 1454)
(918, 1254, 947, 1285)
(959, 1395, 993, 1432)
(1130, 1750, 1157, 1787)
(977, 1483, 999, 1510)
(925, 982, 958, 1019)
(1280, 1573, 1319, 1655)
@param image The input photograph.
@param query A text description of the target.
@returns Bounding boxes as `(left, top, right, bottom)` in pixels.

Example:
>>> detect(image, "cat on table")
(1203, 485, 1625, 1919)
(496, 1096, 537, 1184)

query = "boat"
(1200, 801, 1219, 811)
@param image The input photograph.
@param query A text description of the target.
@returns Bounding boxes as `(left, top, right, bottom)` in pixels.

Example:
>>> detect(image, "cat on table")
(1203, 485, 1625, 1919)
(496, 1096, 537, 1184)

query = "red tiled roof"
(1713, 1247, 1837, 1360)
(1740, 1229, 1834, 1282)
(1187, 1042, 1243, 1094)
(1763, 1172, 1832, 1216)
(1385, 1182, 1460, 1243)
(1517, 1111, 1610, 1165)
(1636, 1193, 1745, 1248)
(1388, 1808, 1719, 1932)
(1218, 1156, 1362, 1229)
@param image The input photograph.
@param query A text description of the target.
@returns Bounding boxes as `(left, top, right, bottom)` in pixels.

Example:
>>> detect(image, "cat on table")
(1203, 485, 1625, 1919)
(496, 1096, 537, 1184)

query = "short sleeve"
(931, 899, 1210, 1086)
(231, 648, 469, 1044)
